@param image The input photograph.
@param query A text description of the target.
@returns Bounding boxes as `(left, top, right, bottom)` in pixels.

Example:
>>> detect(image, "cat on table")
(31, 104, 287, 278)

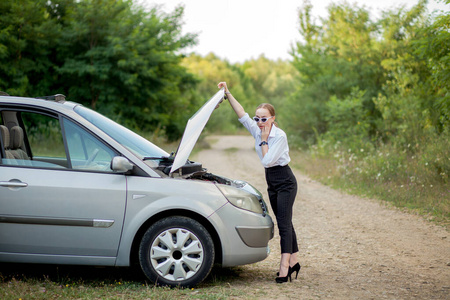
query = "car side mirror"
(111, 156, 134, 173)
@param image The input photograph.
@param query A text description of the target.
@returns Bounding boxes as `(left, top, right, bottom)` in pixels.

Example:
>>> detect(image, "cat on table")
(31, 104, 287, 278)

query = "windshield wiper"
(143, 152, 175, 162)
(143, 156, 165, 161)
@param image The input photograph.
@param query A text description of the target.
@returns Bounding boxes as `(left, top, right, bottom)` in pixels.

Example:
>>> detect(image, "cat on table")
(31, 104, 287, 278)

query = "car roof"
(0, 95, 80, 113)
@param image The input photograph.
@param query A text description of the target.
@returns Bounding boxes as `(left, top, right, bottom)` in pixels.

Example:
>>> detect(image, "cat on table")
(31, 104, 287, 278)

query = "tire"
(139, 216, 215, 288)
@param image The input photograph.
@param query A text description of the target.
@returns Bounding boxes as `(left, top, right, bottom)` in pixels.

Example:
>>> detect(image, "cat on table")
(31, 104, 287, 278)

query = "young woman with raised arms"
(217, 82, 300, 283)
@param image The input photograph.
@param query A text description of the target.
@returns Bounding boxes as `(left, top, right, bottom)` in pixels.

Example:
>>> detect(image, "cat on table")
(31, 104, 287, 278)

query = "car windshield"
(74, 105, 169, 159)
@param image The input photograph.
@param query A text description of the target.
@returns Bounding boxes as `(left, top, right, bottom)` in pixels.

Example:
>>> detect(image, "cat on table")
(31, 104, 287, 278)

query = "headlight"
(217, 184, 263, 214)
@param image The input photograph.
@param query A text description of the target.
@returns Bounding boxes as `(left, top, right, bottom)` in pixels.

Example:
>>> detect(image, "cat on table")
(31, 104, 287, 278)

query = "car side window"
(2, 111, 68, 168)
(22, 112, 68, 164)
(1, 110, 117, 173)
(63, 118, 116, 172)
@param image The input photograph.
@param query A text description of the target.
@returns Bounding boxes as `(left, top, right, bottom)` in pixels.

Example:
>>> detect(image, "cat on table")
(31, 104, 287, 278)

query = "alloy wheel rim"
(150, 227, 204, 281)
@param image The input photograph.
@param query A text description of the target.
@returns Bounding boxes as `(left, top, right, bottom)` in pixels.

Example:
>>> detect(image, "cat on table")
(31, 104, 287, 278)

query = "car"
(0, 89, 274, 287)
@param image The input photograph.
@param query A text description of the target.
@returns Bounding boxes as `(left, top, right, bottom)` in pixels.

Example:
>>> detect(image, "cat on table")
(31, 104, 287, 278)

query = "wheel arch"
(129, 209, 223, 267)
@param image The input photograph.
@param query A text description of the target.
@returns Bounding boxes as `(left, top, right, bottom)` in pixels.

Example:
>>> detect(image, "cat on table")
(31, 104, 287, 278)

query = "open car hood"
(169, 88, 225, 175)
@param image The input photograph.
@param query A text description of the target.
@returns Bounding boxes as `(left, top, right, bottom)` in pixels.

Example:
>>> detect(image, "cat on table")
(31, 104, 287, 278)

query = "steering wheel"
(84, 148, 99, 167)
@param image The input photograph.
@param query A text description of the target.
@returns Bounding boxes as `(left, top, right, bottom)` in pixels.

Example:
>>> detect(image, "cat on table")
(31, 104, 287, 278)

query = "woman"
(217, 82, 300, 283)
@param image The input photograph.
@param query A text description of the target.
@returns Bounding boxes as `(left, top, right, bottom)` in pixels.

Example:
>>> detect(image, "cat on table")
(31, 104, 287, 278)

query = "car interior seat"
(9, 126, 30, 160)
(0, 125, 15, 160)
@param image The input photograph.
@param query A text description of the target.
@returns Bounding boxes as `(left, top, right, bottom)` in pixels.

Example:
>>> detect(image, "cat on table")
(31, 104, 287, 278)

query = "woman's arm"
(217, 82, 246, 118)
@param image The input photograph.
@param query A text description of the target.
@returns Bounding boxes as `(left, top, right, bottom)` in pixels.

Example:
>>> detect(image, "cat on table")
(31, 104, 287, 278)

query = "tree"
(287, 0, 432, 146)
(240, 55, 298, 107)
(0, 0, 60, 96)
(414, 0, 450, 130)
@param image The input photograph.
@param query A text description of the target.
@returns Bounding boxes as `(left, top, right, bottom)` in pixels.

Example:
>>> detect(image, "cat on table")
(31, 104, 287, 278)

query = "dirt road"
(195, 135, 449, 299)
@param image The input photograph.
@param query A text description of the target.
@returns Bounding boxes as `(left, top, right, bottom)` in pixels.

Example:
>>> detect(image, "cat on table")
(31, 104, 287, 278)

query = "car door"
(0, 109, 127, 261)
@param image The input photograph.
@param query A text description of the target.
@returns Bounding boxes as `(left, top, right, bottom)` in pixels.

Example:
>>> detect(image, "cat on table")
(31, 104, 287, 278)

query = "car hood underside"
(168, 88, 225, 177)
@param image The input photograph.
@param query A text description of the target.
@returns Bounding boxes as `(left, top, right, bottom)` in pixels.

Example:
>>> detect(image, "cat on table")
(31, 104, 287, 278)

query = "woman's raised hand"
(261, 125, 270, 141)
(217, 81, 245, 118)
(217, 82, 228, 92)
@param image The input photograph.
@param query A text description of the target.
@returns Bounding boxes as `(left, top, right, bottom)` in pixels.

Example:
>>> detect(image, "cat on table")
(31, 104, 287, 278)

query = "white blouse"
(239, 113, 291, 168)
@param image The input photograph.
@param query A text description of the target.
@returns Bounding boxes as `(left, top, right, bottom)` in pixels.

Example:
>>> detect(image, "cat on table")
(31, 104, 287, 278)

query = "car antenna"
(35, 94, 66, 101)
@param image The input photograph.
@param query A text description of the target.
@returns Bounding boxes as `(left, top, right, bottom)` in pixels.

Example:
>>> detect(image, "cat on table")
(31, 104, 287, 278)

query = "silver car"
(0, 89, 273, 287)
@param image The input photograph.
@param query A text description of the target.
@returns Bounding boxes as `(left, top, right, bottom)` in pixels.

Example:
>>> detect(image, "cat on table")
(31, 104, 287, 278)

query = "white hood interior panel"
(170, 88, 225, 174)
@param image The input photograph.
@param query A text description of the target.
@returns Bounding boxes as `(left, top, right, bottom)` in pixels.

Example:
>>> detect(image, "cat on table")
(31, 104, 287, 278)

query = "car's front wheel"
(139, 216, 214, 287)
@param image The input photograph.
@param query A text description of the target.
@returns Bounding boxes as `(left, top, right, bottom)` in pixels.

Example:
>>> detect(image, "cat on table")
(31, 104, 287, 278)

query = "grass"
(0, 263, 257, 300)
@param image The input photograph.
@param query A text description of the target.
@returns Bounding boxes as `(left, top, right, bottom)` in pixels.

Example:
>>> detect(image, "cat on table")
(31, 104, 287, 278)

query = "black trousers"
(265, 165, 299, 254)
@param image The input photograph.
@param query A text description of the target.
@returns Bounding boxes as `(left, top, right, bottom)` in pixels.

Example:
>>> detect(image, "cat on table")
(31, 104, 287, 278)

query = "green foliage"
(287, 1, 384, 144)
(0, 0, 60, 96)
(240, 55, 298, 103)
(413, 0, 450, 130)
(287, 0, 438, 147)
(323, 88, 372, 147)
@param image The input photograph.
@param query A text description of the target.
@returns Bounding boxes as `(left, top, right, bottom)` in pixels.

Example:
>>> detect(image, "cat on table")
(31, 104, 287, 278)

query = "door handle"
(0, 181, 28, 188)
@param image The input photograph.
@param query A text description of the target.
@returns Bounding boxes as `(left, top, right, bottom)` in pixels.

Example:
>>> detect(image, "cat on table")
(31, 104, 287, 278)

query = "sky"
(142, 0, 449, 63)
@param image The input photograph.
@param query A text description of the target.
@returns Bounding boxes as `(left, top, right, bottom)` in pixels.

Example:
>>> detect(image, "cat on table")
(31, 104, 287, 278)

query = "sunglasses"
(253, 116, 274, 123)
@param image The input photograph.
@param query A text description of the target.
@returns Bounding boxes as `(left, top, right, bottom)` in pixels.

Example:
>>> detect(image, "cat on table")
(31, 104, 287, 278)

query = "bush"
(303, 128, 449, 225)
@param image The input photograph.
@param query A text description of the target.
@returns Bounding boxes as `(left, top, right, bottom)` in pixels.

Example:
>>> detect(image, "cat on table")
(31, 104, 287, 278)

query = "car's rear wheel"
(139, 216, 214, 287)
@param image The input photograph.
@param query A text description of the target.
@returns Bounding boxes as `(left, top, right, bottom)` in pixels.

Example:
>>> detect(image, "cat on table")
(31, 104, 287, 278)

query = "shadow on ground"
(0, 262, 245, 287)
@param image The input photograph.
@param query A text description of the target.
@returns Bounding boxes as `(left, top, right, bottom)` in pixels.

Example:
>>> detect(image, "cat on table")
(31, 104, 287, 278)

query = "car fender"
(115, 187, 228, 266)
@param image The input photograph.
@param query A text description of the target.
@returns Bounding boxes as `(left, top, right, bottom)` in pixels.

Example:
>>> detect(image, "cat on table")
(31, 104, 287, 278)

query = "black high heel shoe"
(290, 262, 301, 279)
(275, 274, 291, 283)
(275, 266, 292, 283)
(276, 263, 301, 278)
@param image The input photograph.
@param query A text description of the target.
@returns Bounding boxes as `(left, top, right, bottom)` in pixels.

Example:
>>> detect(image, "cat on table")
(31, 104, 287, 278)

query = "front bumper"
(209, 202, 274, 267)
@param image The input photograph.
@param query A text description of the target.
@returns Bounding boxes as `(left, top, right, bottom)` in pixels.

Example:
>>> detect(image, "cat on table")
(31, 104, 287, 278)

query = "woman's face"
(255, 108, 275, 131)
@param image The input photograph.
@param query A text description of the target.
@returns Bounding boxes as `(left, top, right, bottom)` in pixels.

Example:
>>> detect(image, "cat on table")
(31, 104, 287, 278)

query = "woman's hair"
(256, 103, 279, 127)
